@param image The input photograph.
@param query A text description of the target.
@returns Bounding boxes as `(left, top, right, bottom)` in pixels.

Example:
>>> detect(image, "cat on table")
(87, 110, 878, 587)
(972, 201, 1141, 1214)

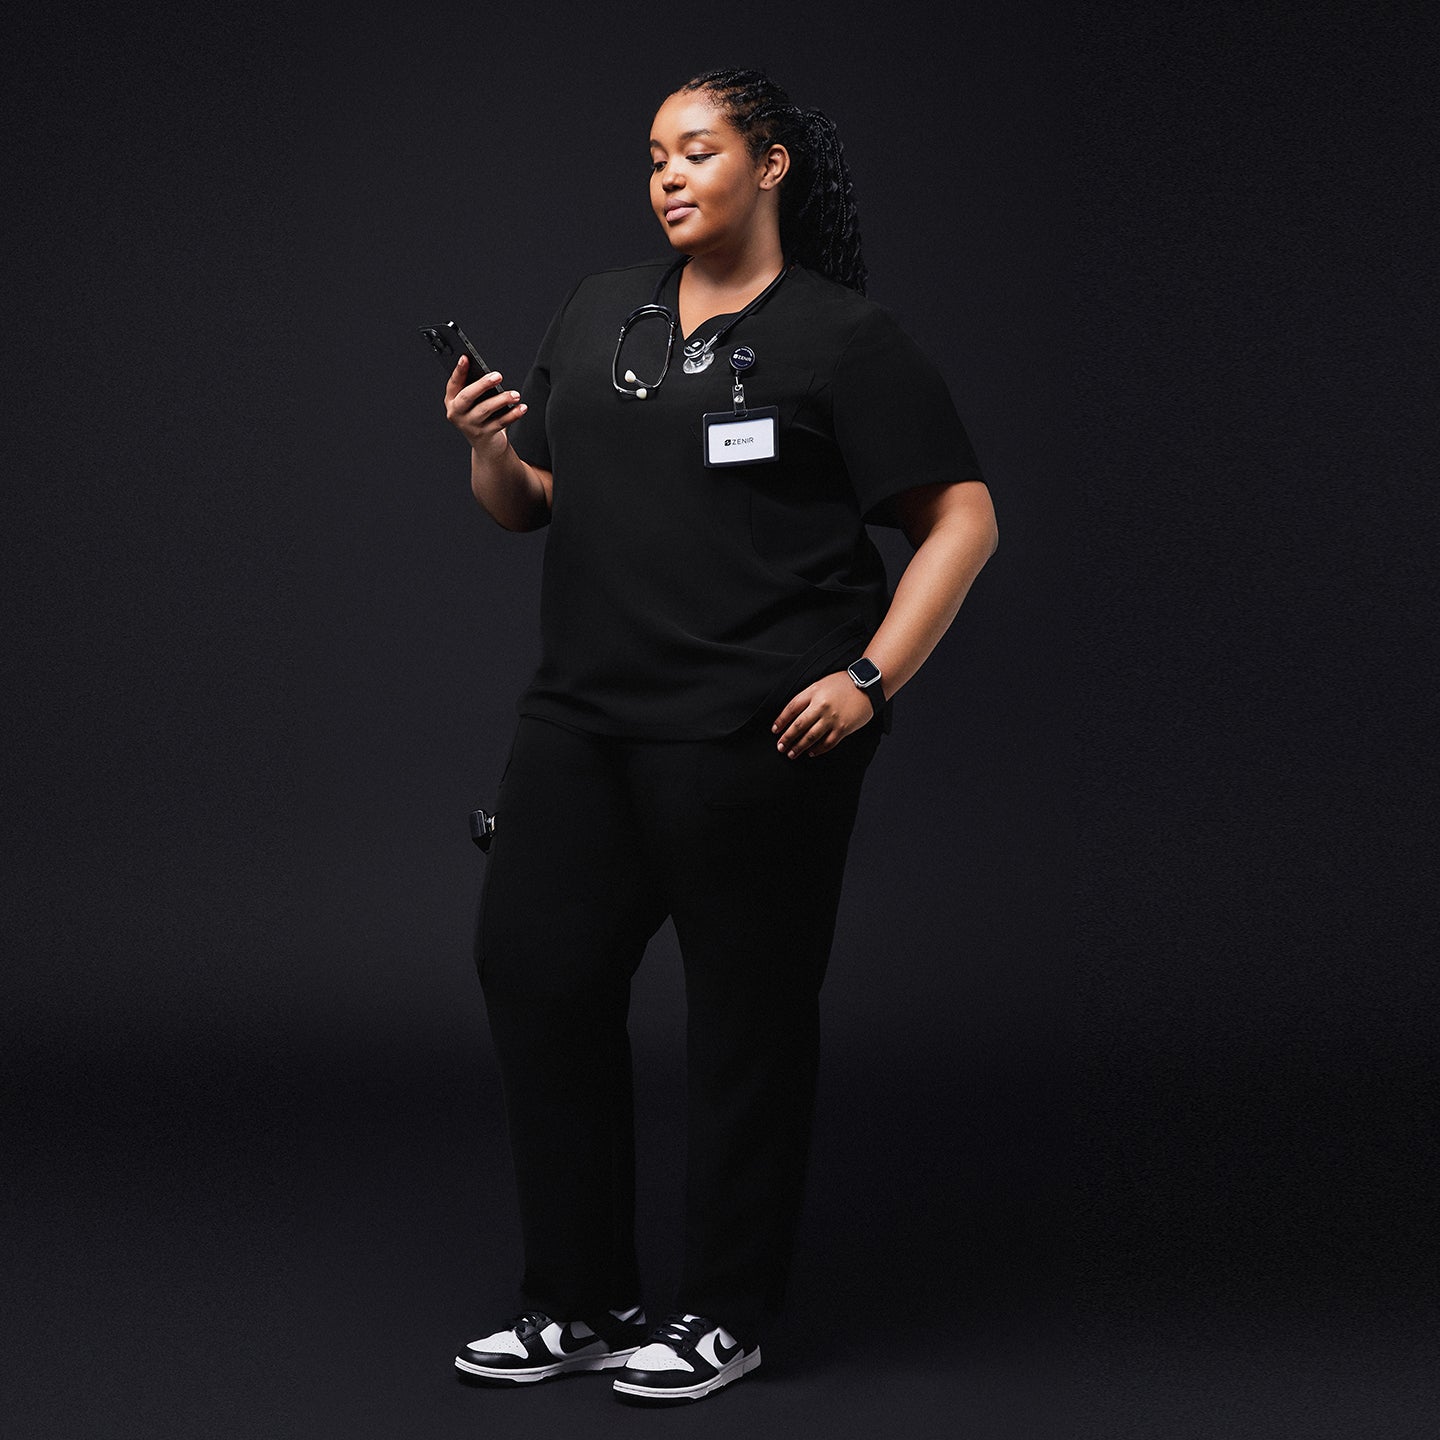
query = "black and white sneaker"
(455, 1305, 647, 1385)
(611, 1313, 761, 1404)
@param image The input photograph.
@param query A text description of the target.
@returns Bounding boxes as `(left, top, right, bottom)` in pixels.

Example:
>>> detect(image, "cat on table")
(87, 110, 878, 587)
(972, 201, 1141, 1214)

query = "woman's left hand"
(772, 672, 875, 759)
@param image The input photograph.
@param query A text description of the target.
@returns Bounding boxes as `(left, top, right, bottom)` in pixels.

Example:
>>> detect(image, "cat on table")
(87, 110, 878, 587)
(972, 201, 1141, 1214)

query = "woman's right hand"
(444, 355, 528, 462)
(446, 355, 553, 530)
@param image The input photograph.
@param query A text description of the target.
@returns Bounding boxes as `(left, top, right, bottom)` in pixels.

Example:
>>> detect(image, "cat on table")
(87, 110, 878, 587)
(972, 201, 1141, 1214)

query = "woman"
(443, 68, 998, 1405)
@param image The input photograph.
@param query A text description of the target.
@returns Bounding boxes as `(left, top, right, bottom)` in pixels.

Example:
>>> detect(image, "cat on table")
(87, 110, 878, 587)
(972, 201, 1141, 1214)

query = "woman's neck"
(677, 236, 786, 330)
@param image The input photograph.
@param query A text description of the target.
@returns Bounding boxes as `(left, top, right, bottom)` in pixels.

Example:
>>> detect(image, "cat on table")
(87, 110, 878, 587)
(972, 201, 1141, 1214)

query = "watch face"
(848, 657, 881, 687)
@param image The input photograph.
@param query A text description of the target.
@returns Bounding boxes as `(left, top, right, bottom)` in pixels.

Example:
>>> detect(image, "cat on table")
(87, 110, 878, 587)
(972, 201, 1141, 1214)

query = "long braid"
(678, 69, 869, 294)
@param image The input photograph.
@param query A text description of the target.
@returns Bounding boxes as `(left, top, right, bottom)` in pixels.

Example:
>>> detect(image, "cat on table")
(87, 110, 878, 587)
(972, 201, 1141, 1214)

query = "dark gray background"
(4, 2, 1433, 1437)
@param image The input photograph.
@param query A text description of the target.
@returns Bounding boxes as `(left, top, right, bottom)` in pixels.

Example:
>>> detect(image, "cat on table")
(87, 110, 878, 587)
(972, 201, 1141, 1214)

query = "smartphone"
(419, 321, 519, 420)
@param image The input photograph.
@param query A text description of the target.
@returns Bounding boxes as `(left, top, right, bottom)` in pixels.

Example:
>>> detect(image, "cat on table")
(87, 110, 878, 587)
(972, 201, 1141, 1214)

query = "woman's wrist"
(845, 657, 887, 721)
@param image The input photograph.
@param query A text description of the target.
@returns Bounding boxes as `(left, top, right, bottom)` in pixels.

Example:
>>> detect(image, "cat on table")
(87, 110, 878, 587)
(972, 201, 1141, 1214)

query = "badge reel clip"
(731, 345, 753, 415)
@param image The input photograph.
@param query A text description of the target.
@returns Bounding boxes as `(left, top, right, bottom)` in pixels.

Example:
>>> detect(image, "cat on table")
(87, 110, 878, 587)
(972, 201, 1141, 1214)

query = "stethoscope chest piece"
(681, 343, 716, 376)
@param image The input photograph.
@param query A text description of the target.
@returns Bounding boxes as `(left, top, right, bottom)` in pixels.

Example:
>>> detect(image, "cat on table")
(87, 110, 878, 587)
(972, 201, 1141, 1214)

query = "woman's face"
(648, 92, 781, 256)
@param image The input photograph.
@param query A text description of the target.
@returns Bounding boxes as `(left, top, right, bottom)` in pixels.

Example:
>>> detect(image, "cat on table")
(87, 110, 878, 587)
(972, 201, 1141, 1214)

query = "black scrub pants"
(475, 712, 880, 1346)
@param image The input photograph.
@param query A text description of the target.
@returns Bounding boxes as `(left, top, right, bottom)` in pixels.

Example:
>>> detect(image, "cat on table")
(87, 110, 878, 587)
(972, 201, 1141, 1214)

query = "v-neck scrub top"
(504, 260, 983, 740)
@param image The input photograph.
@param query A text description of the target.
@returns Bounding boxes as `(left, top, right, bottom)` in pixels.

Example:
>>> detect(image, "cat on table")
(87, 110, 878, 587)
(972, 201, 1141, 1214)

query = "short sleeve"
(830, 305, 983, 526)
(506, 279, 583, 472)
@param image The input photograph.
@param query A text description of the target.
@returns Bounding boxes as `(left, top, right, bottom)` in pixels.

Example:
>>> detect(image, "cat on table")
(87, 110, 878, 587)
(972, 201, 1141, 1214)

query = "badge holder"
(702, 346, 779, 468)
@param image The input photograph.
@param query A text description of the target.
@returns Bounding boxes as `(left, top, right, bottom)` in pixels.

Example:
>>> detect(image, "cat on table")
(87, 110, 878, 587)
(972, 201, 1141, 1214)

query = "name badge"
(702, 406, 780, 467)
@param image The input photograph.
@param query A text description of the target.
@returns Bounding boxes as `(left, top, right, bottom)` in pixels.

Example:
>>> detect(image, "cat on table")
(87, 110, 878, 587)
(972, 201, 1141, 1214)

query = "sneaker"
(611, 1313, 761, 1404)
(455, 1305, 647, 1385)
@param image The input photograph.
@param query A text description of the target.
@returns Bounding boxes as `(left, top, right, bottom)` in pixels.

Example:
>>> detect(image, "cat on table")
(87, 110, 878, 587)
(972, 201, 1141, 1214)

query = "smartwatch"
(846, 656, 886, 722)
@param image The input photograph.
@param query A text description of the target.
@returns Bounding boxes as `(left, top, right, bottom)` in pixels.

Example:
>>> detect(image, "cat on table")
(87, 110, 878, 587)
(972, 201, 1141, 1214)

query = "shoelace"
(509, 1311, 554, 1341)
(647, 1313, 717, 1353)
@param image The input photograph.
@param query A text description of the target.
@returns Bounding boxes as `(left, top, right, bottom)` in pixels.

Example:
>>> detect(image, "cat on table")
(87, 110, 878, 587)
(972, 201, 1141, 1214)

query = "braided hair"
(677, 68, 868, 295)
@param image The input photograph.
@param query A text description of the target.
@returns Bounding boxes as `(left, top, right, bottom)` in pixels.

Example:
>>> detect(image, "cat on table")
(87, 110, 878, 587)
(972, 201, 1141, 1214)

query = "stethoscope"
(611, 256, 792, 400)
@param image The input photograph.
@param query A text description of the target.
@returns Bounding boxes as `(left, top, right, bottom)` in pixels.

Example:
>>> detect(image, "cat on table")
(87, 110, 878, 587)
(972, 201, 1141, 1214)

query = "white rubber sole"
(612, 1346, 762, 1402)
(455, 1347, 638, 1384)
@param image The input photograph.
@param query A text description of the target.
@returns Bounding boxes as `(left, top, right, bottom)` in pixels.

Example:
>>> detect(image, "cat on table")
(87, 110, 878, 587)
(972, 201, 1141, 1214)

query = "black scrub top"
(505, 259, 982, 740)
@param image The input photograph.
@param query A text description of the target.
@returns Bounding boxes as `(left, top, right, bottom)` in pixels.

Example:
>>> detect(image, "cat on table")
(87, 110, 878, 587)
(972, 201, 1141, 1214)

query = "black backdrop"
(4, 3, 1433, 1437)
